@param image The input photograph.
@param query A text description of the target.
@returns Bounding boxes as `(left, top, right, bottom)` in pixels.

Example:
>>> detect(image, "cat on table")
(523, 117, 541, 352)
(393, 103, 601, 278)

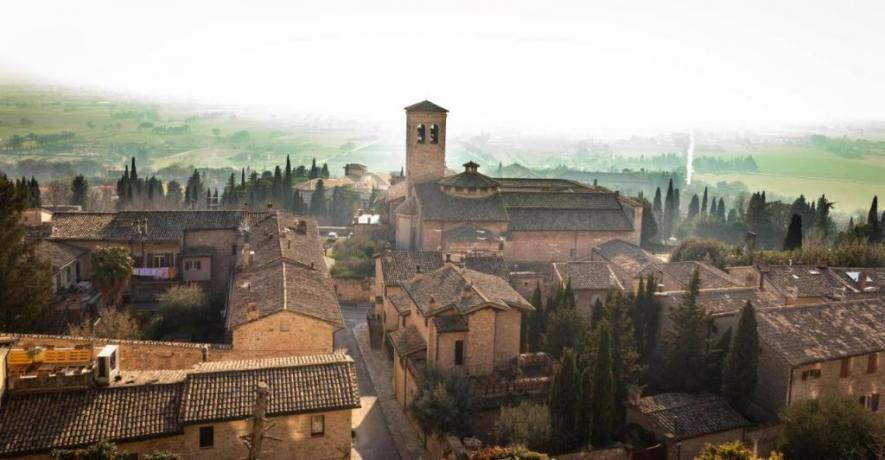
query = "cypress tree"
(703, 328, 731, 393)
(527, 283, 545, 352)
(701, 186, 708, 214)
(591, 297, 605, 330)
(665, 268, 708, 392)
(709, 196, 717, 216)
(868, 196, 882, 243)
(652, 187, 662, 215)
(309, 158, 318, 179)
(688, 194, 700, 218)
(576, 367, 593, 448)
(563, 278, 576, 309)
(643, 274, 660, 360)
(549, 348, 580, 451)
(241, 168, 246, 188)
(663, 179, 675, 238)
(71, 175, 89, 209)
(605, 291, 638, 431)
(717, 197, 726, 221)
(590, 320, 615, 447)
(321, 163, 330, 178)
(309, 179, 327, 217)
(721, 301, 759, 412)
(783, 214, 803, 251)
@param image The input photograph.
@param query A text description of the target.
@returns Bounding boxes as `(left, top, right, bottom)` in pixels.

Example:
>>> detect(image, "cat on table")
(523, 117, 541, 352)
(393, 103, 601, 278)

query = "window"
(64, 266, 71, 283)
(232, 244, 237, 255)
(868, 354, 878, 374)
(199, 426, 214, 448)
(454, 340, 464, 366)
(185, 260, 202, 271)
(416, 124, 425, 143)
(375, 295, 383, 304)
(153, 254, 167, 268)
(430, 124, 439, 144)
(872, 393, 880, 412)
(840, 357, 851, 378)
(311, 415, 325, 437)
(801, 369, 821, 381)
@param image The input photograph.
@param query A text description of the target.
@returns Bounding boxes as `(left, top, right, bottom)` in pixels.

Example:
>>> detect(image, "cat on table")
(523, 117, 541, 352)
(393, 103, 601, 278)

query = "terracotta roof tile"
(50, 211, 245, 241)
(757, 298, 885, 366)
(636, 392, 748, 440)
(462, 256, 509, 280)
(764, 265, 850, 299)
(553, 261, 623, 291)
(657, 287, 781, 317)
(404, 100, 448, 112)
(389, 325, 427, 356)
(413, 182, 509, 222)
(379, 251, 443, 287)
(401, 265, 532, 316)
(35, 240, 87, 272)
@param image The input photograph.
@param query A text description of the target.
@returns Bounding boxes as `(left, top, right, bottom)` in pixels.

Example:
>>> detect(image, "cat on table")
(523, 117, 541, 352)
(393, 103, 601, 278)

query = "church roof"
(413, 182, 509, 222)
(404, 100, 448, 113)
(439, 172, 499, 189)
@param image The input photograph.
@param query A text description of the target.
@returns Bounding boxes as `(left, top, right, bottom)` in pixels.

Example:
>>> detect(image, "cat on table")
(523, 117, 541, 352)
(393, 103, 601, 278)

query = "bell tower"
(404, 100, 448, 194)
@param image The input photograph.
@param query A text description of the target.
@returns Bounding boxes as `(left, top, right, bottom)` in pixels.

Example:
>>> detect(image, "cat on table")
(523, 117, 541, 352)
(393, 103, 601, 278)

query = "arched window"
(416, 124, 425, 143)
(430, 124, 439, 144)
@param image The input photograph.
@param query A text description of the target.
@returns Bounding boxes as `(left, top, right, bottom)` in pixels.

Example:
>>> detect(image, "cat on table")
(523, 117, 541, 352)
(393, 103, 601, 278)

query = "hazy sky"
(2, 0, 884, 136)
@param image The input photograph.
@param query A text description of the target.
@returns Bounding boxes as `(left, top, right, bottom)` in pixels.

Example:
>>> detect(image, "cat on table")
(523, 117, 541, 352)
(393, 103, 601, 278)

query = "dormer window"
(416, 124, 426, 144)
(430, 124, 439, 144)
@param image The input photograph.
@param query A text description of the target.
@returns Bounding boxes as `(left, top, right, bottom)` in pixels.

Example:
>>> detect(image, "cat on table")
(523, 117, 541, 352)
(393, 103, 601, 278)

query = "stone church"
(382, 100, 643, 263)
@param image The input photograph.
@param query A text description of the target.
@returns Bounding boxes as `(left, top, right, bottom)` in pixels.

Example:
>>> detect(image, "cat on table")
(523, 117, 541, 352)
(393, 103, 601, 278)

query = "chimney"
(858, 270, 868, 291)
(247, 303, 259, 321)
(267, 203, 273, 210)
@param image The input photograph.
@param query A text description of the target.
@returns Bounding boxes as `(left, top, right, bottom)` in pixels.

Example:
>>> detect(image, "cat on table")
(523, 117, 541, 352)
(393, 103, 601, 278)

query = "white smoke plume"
(685, 129, 695, 185)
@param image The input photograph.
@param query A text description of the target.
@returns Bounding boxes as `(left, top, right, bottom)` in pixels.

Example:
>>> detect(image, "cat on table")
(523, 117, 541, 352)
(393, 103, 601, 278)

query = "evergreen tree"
(665, 268, 708, 392)
(652, 187, 662, 215)
(308, 158, 318, 179)
(130, 157, 138, 182)
(709, 196, 717, 216)
(71, 175, 89, 209)
(716, 197, 726, 221)
(721, 301, 759, 412)
(0, 176, 53, 332)
(576, 367, 593, 447)
(240, 168, 246, 188)
(526, 283, 545, 352)
(591, 297, 605, 330)
(224, 173, 237, 206)
(590, 320, 615, 447)
(320, 163, 330, 178)
(815, 194, 834, 234)
(543, 306, 588, 360)
(549, 348, 580, 451)
(783, 214, 803, 250)
(688, 194, 700, 218)
(309, 179, 327, 217)
(701, 186, 708, 214)
(292, 189, 304, 214)
(703, 328, 731, 393)
(563, 278, 576, 309)
(868, 196, 882, 243)
(605, 291, 639, 431)
(663, 179, 675, 238)
(642, 274, 660, 360)
(166, 181, 183, 208)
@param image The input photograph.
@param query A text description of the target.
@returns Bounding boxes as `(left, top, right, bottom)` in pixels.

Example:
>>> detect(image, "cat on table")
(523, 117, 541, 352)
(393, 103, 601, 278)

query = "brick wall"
(466, 309, 496, 376)
(505, 230, 639, 263)
(493, 309, 522, 370)
(184, 229, 238, 296)
(788, 351, 884, 409)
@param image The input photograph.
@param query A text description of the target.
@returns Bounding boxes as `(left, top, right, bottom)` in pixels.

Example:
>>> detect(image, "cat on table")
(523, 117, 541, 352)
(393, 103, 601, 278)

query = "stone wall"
(505, 229, 639, 263)
(788, 351, 884, 409)
(753, 339, 793, 418)
(184, 228, 239, 296)
(333, 278, 373, 304)
(231, 311, 336, 356)
(466, 309, 496, 376)
(406, 110, 447, 191)
(18, 409, 353, 460)
(493, 309, 522, 370)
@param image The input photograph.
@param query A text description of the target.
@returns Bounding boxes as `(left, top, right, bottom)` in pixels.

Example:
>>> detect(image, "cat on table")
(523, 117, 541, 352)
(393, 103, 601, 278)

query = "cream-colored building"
(753, 298, 885, 419)
(0, 346, 359, 460)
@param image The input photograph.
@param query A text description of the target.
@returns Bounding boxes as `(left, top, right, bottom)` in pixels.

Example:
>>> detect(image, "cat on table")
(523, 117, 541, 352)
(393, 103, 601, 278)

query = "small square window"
(199, 426, 214, 448)
(311, 415, 325, 437)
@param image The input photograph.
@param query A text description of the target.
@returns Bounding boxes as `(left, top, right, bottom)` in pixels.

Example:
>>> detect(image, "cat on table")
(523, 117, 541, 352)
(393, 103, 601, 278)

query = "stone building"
(0, 343, 359, 459)
(757, 264, 884, 305)
(551, 261, 623, 320)
(34, 210, 343, 358)
(753, 298, 885, 419)
(383, 263, 541, 407)
(374, 250, 444, 332)
(627, 392, 749, 460)
(383, 101, 642, 263)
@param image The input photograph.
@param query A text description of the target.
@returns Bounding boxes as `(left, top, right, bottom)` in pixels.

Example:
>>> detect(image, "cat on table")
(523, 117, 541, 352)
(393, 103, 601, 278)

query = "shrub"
(670, 238, 729, 269)
(496, 402, 551, 452)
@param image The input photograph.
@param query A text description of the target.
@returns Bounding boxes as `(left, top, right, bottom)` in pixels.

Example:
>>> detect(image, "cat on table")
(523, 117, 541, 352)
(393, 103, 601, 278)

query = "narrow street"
(335, 303, 401, 460)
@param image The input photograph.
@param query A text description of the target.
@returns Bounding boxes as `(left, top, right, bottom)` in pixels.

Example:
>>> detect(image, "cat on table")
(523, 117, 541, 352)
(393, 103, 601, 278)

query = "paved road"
(335, 303, 400, 460)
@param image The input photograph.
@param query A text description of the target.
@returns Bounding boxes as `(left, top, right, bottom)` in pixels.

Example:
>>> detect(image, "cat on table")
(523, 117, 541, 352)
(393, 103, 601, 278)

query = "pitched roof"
(592, 239, 658, 277)
(413, 182, 509, 222)
(0, 384, 184, 456)
(493, 177, 593, 192)
(636, 392, 748, 441)
(507, 208, 633, 232)
(641, 261, 741, 290)
(183, 353, 360, 423)
(463, 255, 509, 280)
(388, 291, 415, 315)
(0, 353, 359, 457)
(389, 325, 427, 356)
(35, 240, 88, 272)
(553, 261, 622, 291)
(829, 267, 885, 294)
(445, 224, 502, 243)
(756, 298, 885, 366)
(657, 287, 781, 317)
(49, 211, 246, 241)
(764, 265, 849, 299)
(404, 100, 448, 113)
(228, 213, 343, 328)
(379, 251, 444, 287)
(401, 265, 532, 317)
(432, 315, 469, 333)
